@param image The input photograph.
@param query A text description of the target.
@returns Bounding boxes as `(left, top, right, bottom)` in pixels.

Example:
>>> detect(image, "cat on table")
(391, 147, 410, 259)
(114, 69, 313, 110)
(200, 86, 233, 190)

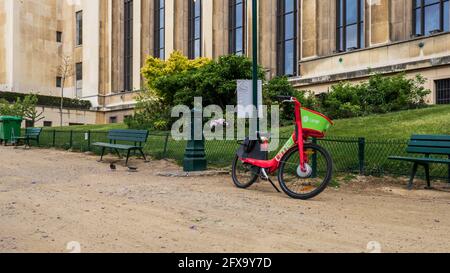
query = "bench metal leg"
(25, 138, 31, 149)
(424, 164, 432, 190)
(125, 150, 131, 166)
(408, 163, 419, 190)
(137, 149, 148, 162)
(448, 156, 450, 186)
(114, 149, 122, 159)
(99, 147, 106, 162)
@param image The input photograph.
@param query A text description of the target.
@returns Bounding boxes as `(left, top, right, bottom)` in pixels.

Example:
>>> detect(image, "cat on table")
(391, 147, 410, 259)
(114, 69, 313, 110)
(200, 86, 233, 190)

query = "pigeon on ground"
(128, 166, 138, 172)
(110, 163, 117, 171)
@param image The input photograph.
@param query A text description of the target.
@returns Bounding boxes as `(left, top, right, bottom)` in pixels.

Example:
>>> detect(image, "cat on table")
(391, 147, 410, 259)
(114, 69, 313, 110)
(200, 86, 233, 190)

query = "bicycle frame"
(241, 98, 310, 174)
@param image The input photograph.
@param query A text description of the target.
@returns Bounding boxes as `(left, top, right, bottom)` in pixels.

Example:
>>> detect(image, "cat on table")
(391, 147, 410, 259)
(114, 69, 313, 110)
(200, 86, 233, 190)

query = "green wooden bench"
(92, 130, 149, 166)
(389, 135, 450, 190)
(13, 128, 42, 147)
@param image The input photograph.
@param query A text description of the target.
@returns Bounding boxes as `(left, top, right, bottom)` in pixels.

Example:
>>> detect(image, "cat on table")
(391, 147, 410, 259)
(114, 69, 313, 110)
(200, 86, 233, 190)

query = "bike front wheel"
(231, 156, 260, 189)
(278, 143, 333, 200)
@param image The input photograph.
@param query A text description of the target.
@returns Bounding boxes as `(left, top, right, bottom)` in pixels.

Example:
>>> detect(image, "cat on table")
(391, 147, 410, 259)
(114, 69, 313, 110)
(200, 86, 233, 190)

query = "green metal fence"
(35, 130, 449, 180)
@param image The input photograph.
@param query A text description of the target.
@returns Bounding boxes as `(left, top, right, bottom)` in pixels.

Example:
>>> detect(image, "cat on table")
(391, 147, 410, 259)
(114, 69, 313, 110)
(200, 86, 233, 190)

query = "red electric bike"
(232, 96, 334, 200)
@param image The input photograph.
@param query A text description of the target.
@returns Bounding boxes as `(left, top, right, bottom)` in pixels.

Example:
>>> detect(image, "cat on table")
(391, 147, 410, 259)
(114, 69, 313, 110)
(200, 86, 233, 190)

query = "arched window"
(336, 0, 365, 52)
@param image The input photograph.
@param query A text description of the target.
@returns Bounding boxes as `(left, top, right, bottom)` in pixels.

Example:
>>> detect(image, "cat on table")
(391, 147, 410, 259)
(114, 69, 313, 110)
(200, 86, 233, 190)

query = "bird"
(128, 166, 138, 172)
(110, 163, 117, 171)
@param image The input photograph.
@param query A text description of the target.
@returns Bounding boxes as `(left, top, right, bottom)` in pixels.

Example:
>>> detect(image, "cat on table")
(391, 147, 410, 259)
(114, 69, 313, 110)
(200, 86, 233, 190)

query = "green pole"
(252, 0, 259, 132)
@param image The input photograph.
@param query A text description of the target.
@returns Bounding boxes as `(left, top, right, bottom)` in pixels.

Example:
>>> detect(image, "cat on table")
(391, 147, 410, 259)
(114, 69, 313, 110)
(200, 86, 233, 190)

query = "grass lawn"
(43, 123, 127, 132)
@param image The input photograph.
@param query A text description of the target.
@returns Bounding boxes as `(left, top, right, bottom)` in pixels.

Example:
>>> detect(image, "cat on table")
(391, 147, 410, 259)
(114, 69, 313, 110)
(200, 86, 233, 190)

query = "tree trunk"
(60, 78, 65, 127)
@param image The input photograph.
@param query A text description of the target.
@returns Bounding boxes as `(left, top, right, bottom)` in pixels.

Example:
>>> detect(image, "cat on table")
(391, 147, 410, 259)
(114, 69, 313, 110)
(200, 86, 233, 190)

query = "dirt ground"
(0, 146, 449, 253)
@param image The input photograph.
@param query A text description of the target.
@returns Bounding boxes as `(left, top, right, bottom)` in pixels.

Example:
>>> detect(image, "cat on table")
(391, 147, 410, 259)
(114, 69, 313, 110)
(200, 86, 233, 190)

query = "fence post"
(163, 132, 170, 159)
(311, 137, 318, 178)
(69, 130, 73, 149)
(52, 129, 56, 147)
(87, 130, 91, 151)
(358, 137, 366, 175)
(448, 155, 450, 185)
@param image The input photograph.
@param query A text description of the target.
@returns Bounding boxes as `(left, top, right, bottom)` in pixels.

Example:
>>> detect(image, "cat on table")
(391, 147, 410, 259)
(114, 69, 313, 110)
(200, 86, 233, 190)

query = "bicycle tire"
(231, 155, 259, 189)
(278, 143, 333, 200)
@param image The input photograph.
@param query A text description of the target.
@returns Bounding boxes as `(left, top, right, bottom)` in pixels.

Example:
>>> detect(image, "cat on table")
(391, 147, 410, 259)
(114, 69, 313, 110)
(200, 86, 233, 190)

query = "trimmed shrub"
(0, 91, 92, 110)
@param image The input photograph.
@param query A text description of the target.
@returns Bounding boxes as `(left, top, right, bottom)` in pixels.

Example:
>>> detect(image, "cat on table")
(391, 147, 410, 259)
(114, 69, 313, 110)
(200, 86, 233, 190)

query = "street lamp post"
(252, 0, 259, 132)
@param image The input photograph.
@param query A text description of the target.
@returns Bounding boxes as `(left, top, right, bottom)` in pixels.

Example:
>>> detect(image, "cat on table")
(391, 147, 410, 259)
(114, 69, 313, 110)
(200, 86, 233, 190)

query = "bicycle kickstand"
(268, 177, 281, 193)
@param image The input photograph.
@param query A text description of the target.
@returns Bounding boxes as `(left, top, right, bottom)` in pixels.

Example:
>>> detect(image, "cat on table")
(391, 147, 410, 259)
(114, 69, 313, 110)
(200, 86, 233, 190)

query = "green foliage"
(141, 50, 211, 105)
(0, 94, 45, 126)
(125, 90, 171, 131)
(0, 98, 23, 116)
(131, 53, 265, 129)
(0, 91, 91, 110)
(319, 73, 431, 119)
(154, 54, 265, 108)
(128, 51, 212, 130)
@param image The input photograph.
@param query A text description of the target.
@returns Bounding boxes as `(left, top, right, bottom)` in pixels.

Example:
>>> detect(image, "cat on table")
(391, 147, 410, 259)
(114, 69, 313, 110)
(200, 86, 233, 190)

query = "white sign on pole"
(237, 80, 263, 118)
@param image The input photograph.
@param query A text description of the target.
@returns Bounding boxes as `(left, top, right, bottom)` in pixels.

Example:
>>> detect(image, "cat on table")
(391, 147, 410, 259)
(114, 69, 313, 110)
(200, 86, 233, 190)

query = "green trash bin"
(0, 116, 23, 145)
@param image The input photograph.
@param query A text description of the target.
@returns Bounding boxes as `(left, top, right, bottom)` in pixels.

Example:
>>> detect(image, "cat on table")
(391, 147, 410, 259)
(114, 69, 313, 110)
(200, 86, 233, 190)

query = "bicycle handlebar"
(276, 96, 293, 101)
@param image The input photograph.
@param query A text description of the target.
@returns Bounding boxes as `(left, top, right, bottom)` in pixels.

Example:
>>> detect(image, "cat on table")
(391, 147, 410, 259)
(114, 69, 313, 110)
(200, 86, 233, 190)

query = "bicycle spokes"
(280, 145, 332, 196)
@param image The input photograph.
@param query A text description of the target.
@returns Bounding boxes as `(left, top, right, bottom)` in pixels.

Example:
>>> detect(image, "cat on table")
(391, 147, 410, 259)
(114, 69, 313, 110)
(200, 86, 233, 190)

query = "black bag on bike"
(237, 138, 268, 160)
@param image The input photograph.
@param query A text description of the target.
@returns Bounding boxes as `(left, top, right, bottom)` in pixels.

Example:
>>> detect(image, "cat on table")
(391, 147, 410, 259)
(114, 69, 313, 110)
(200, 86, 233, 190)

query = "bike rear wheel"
(231, 156, 259, 189)
(278, 143, 333, 200)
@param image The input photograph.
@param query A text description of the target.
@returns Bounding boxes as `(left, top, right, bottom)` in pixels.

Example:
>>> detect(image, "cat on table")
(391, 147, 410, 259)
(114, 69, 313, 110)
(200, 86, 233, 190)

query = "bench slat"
(406, 146, 450, 155)
(409, 140, 450, 148)
(25, 128, 42, 137)
(412, 135, 450, 141)
(389, 156, 450, 164)
(107, 129, 149, 143)
(92, 142, 139, 150)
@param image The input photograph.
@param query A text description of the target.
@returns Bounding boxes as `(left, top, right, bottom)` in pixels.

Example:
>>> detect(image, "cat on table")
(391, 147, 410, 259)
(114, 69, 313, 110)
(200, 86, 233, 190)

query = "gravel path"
(0, 146, 449, 253)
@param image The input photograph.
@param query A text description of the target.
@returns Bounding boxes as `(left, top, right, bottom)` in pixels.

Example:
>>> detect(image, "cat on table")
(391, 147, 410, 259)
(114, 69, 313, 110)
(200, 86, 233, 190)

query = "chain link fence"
(35, 130, 449, 180)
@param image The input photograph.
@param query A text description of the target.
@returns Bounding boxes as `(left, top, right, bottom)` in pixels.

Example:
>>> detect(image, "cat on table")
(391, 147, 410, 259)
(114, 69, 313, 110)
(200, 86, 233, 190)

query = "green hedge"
(0, 91, 92, 110)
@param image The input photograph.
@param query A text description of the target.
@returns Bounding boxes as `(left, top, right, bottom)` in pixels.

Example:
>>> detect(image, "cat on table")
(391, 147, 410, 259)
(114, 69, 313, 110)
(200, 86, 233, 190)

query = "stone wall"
(29, 106, 99, 127)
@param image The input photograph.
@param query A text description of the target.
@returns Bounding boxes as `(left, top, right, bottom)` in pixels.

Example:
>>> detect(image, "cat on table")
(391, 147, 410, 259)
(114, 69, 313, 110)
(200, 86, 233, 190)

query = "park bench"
(389, 135, 450, 190)
(92, 129, 149, 166)
(13, 128, 42, 147)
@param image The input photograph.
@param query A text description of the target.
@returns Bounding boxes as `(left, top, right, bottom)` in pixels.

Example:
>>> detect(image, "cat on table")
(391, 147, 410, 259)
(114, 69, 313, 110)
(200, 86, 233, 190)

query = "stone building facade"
(0, 0, 449, 126)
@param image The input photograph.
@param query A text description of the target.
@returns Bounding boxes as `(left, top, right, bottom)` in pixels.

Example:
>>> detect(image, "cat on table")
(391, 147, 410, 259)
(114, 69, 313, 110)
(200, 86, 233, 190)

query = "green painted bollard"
(183, 109, 207, 172)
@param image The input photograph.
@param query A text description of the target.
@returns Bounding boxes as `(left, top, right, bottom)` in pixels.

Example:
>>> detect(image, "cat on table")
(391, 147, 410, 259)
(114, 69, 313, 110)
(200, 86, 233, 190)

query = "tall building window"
(413, 0, 450, 36)
(188, 0, 202, 59)
(75, 62, 83, 98)
(277, 0, 297, 76)
(154, 0, 165, 59)
(229, 0, 246, 55)
(76, 11, 83, 46)
(56, 77, 62, 88)
(56, 31, 63, 43)
(336, 0, 365, 52)
(124, 0, 134, 91)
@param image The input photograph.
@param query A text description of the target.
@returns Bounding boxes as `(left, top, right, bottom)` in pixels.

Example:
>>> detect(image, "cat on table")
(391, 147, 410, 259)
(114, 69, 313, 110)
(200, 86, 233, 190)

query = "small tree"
(22, 94, 44, 127)
(0, 94, 44, 126)
(57, 55, 74, 127)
